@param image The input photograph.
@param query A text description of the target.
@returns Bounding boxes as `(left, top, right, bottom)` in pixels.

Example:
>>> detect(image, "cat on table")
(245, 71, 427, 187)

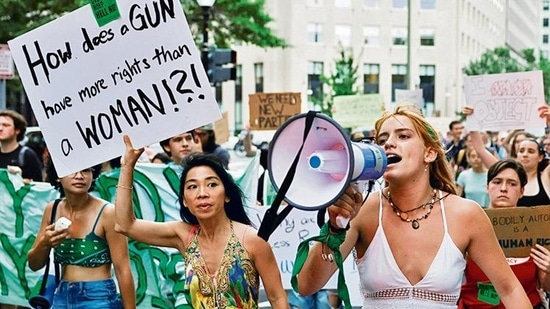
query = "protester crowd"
(2, 101, 550, 308)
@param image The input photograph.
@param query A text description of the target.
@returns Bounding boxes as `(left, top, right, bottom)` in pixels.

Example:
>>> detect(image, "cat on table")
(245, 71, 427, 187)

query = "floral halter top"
(182, 221, 259, 308)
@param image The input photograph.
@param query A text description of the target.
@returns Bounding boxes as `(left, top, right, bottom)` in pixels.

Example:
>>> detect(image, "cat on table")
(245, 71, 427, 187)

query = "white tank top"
(356, 190, 466, 309)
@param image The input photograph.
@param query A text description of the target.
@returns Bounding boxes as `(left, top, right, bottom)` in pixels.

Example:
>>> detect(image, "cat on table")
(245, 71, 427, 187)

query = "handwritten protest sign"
(8, 0, 220, 177)
(485, 206, 550, 257)
(249, 92, 301, 130)
(463, 71, 545, 132)
(333, 94, 384, 128)
(395, 89, 423, 110)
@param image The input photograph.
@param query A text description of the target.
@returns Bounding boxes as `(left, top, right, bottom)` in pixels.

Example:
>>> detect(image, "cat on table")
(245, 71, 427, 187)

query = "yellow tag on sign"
(89, 0, 121, 27)
(477, 282, 500, 305)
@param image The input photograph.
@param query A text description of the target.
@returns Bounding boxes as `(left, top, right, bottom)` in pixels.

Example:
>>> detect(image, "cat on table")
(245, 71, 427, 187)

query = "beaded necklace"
(388, 189, 437, 229)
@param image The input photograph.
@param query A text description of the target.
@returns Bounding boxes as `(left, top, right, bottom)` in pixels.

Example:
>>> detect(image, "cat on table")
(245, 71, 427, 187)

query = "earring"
(424, 164, 428, 172)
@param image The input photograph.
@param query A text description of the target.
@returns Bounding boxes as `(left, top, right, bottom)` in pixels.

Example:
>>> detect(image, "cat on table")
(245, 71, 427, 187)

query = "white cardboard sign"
(463, 71, 545, 132)
(8, 0, 220, 176)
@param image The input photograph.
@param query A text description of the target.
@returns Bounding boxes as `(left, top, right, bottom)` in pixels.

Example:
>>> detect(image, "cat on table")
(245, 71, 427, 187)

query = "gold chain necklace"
(388, 189, 437, 230)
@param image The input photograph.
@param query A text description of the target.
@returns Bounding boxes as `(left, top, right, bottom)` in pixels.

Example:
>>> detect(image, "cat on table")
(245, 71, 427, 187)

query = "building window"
(391, 64, 407, 102)
(234, 65, 243, 131)
(335, 25, 351, 46)
(308, 61, 324, 104)
(363, 63, 379, 94)
(544, 0, 549, 11)
(335, 0, 351, 7)
(392, 27, 407, 45)
(307, 23, 323, 43)
(419, 65, 435, 105)
(364, 0, 379, 8)
(420, 0, 436, 10)
(392, 0, 407, 9)
(420, 28, 435, 46)
(254, 63, 264, 93)
(363, 26, 380, 45)
(544, 34, 549, 44)
(544, 18, 549, 28)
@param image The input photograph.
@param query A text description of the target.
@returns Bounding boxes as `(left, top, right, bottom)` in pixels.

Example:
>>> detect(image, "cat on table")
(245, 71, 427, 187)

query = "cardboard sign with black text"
(249, 92, 301, 130)
(485, 206, 550, 257)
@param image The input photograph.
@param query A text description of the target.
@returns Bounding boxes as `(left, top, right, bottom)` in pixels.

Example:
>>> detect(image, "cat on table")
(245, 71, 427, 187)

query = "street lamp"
(196, 0, 216, 71)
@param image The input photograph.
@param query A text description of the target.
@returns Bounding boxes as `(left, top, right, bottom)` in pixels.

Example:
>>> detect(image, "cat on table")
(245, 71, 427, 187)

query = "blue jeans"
(52, 278, 122, 309)
(288, 289, 331, 309)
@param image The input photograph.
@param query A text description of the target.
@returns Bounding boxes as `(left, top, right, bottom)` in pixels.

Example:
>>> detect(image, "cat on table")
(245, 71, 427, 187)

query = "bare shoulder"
(443, 193, 492, 250)
(443, 193, 487, 219)
(236, 222, 271, 253)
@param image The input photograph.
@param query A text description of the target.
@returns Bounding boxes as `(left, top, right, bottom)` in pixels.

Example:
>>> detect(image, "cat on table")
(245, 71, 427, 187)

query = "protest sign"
(0, 44, 14, 79)
(463, 71, 545, 132)
(8, 0, 220, 177)
(395, 88, 423, 110)
(333, 93, 384, 128)
(214, 111, 230, 144)
(249, 92, 301, 130)
(485, 206, 550, 257)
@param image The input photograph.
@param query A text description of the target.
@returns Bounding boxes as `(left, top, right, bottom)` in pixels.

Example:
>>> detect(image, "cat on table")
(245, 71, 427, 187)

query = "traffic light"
(206, 48, 237, 84)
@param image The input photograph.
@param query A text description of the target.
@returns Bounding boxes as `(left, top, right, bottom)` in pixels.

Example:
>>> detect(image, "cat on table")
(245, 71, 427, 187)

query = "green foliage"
(0, 0, 286, 49)
(0, 0, 286, 111)
(463, 46, 550, 102)
(310, 45, 360, 117)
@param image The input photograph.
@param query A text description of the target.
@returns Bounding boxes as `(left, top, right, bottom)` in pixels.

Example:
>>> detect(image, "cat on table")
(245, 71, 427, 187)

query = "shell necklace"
(388, 189, 437, 230)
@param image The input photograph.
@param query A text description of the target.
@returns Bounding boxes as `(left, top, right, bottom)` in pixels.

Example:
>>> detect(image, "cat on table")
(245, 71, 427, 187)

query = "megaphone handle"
(335, 215, 350, 229)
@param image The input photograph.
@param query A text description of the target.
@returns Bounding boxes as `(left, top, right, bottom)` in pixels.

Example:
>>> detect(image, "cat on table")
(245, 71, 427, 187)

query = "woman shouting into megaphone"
(292, 103, 531, 309)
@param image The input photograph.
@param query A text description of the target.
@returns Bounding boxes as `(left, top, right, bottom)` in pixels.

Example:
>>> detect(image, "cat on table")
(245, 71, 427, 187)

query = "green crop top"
(54, 202, 112, 267)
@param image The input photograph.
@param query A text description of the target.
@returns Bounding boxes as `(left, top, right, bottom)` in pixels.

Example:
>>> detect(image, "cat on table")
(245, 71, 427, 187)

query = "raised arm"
(114, 135, 187, 249)
(463, 106, 498, 168)
(296, 185, 364, 295)
(103, 204, 136, 309)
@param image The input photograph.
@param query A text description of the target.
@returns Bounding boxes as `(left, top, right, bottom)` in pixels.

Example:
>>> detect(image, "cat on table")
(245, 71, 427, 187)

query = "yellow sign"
(332, 94, 384, 128)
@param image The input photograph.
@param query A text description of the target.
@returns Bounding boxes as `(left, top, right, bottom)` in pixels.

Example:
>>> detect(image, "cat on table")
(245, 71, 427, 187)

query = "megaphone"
(268, 112, 387, 211)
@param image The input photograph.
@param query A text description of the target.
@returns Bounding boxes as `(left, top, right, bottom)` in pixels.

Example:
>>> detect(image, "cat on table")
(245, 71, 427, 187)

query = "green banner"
(0, 156, 259, 307)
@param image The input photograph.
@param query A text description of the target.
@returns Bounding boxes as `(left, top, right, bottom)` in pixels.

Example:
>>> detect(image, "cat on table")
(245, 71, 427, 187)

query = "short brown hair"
(0, 110, 27, 141)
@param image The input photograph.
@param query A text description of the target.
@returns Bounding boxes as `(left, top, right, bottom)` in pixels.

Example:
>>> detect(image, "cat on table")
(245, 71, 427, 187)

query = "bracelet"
(116, 185, 133, 190)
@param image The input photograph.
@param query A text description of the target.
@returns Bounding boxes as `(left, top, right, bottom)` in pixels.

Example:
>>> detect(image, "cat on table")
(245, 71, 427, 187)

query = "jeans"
(52, 278, 122, 309)
(288, 289, 331, 309)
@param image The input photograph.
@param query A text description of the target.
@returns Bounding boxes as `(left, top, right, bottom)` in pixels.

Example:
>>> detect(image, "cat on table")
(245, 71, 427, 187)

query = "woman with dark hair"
(27, 158, 135, 308)
(114, 135, 288, 308)
(464, 106, 550, 207)
(459, 159, 550, 308)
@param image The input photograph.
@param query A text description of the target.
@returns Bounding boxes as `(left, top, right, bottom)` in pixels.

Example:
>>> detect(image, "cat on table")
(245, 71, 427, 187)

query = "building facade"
(218, 0, 540, 134)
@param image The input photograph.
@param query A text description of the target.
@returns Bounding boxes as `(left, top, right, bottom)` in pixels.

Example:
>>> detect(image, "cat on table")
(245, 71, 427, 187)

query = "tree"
(0, 0, 287, 48)
(463, 46, 550, 102)
(310, 45, 360, 117)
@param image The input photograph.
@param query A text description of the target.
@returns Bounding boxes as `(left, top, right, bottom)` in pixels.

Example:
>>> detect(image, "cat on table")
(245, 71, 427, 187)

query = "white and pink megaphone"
(268, 112, 387, 211)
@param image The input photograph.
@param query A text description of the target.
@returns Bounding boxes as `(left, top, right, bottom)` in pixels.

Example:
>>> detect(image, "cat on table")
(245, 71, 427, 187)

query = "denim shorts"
(52, 278, 122, 309)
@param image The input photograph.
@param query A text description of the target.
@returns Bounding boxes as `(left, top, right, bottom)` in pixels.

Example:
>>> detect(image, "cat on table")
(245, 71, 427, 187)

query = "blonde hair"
(374, 104, 457, 194)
